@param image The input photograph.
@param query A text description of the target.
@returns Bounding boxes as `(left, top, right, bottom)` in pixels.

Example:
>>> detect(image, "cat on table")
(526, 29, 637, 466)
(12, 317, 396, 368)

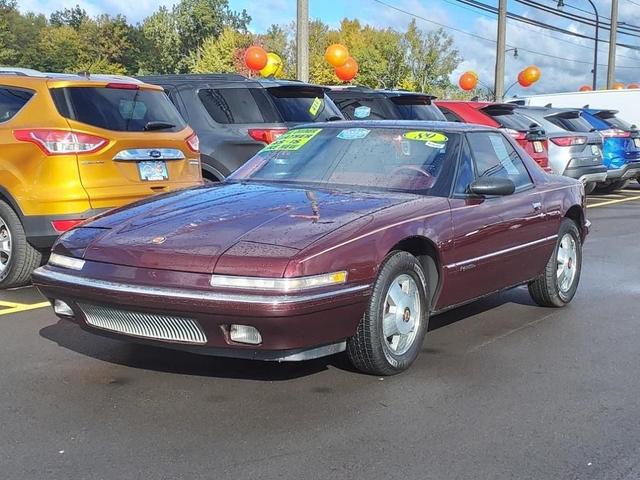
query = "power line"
(371, 0, 640, 68)
(517, 0, 640, 37)
(456, 0, 640, 56)
(442, 0, 640, 60)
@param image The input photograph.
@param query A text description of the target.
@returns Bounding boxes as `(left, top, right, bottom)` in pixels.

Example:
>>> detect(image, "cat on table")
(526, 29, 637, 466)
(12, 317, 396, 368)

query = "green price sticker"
(262, 128, 322, 151)
(403, 131, 448, 143)
(309, 97, 323, 117)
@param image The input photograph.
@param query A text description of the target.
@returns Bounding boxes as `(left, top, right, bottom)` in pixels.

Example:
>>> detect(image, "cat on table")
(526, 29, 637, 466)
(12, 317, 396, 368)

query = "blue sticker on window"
(353, 106, 371, 119)
(337, 128, 370, 140)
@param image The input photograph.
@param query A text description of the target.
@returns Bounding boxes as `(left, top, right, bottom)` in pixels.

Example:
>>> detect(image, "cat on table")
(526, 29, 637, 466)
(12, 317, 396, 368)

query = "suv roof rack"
(0, 67, 48, 77)
(0, 67, 143, 84)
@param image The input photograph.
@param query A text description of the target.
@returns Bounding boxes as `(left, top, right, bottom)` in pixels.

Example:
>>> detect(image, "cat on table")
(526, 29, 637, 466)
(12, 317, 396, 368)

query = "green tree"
(50, 5, 88, 29)
(403, 21, 461, 96)
(141, 6, 181, 73)
(36, 26, 83, 72)
(191, 28, 250, 73)
(0, 0, 18, 64)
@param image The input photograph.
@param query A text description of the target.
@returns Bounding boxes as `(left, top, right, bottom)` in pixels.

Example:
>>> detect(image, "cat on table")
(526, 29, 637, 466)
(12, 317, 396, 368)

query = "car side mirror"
(469, 177, 516, 196)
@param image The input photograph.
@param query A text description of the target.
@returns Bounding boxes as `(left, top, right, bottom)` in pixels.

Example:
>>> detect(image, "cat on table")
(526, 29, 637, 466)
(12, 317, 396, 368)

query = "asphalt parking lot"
(1, 184, 639, 480)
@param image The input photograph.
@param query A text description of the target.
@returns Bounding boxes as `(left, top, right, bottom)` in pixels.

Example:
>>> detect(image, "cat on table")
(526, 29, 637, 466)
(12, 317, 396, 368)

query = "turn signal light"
(549, 136, 588, 147)
(600, 128, 630, 138)
(248, 128, 288, 144)
(14, 129, 108, 155)
(51, 219, 84, 233)
(186, 132, 200, 152)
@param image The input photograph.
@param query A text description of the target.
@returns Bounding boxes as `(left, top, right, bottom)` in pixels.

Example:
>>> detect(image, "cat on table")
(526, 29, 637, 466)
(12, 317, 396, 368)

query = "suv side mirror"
(469, 177, 516, 196)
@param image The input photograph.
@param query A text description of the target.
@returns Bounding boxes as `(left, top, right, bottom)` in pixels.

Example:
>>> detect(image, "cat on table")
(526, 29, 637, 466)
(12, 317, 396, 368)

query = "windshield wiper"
(144, 121, 175, 131)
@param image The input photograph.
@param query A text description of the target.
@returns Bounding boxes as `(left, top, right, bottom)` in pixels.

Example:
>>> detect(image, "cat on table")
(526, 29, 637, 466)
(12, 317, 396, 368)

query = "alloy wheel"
(556, 233, 577, 293)
(382, 274, 422, 356)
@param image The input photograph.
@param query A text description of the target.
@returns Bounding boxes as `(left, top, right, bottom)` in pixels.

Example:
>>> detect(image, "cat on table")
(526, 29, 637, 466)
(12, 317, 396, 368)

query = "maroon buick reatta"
(33, 121, 588, 375)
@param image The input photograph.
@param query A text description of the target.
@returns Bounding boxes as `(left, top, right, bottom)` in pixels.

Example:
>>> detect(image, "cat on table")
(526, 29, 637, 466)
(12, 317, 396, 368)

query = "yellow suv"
(0, 68, 202, 288)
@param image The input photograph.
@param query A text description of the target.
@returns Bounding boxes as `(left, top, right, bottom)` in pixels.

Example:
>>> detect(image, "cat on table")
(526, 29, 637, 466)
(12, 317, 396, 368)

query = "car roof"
(514, 105, 582, 114)
(327, 87, 437, 100)
(292, 119, 496, 132)
(136, 73, 329, 90)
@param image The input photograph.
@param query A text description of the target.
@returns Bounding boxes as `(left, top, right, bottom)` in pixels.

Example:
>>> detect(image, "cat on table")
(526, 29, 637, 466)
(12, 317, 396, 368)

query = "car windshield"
(50, 86, 186, 132)
(331, 96, 401, 120)
(229, 126, 460, 194)
(266, 87, 342, 123)
(600, 114, 634, 131)
(390, 99, 445, 121)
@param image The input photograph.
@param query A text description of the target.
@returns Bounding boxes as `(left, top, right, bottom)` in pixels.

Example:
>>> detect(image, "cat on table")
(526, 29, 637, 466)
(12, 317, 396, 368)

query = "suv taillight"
(600, 128, 630, 138)
(549, 136, 588, 147)
(186, 132, 200, 152)
(503, 128, 526, 140)
(248, 128, 288, 144)
(14, 129, 108, 155)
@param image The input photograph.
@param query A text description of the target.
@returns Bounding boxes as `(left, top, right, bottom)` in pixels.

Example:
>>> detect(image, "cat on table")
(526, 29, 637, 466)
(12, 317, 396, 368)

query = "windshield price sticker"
(309, 97, 323, 117)
(403, 131, 448, 147)
(263, 128, 322, 151)
(337, 128, 370, 140)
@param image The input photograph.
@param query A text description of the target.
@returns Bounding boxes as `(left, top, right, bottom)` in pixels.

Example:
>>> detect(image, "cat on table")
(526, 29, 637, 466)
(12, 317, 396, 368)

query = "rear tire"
(528, 219, 582, 308)
(0, 200, 42, 289)
(593, 180, 628, 194)
(347, 251, 429, 376)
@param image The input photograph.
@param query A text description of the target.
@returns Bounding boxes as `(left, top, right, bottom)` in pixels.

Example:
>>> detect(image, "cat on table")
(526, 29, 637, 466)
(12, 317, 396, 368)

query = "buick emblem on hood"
(151, 236, 166, 244)
(149, 150, 162, 159)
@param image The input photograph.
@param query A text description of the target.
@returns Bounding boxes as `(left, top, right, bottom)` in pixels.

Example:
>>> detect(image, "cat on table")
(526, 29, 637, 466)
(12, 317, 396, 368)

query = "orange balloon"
(628, 83, 640, 89)
(613, 82, 625, 90)
(325, 44, 350, 68)
(518, 71, 533, 87)
(244, 46, 268, 71)
(458, 72, 478, 91)
(522, 65, 541, 84)
(579, 85, 592, 91)
(335, 56, 358, 82)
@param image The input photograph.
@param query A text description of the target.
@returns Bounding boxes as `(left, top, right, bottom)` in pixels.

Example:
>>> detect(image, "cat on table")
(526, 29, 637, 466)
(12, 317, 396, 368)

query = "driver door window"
(467, 132, 532, 190)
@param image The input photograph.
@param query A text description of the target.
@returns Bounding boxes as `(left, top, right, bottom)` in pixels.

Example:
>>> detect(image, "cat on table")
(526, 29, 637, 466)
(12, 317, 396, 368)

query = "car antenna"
(76, 71, 91, 79)
(583, 104, 590, 108)
(471, 96, 479, 101)
(545, 103, 552, 108)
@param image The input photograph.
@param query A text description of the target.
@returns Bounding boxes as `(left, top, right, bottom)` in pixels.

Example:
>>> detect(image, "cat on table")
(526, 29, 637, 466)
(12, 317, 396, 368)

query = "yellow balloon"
(259, 52, 284, 78)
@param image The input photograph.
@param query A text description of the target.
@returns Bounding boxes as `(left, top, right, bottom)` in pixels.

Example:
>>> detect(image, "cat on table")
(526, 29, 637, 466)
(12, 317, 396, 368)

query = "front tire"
(347, 251, 429, 375)
(528, 219, 582, 307)
(0, 200, 42, 289)
(593, 180, 628, 194)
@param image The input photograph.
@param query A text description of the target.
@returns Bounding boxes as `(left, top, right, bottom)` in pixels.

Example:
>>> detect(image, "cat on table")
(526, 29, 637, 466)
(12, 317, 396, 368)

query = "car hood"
(82, 182, 414, 274)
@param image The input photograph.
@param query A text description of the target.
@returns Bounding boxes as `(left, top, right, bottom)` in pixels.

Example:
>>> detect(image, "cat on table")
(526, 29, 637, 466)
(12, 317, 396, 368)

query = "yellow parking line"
(0, 301, 50, 316)
(587, 195, 640, 208)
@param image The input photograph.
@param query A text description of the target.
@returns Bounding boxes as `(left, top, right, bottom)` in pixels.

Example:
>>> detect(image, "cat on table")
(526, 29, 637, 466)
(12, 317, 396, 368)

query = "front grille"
(79, 303, 207, 345)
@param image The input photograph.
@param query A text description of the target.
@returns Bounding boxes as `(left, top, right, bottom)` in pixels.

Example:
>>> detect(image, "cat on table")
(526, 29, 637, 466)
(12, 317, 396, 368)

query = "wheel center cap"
(568, 257, 573, 269)
(403, 307, 411, 322)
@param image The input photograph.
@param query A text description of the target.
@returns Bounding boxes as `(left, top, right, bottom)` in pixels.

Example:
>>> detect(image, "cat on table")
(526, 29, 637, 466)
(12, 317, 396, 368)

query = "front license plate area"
(533, 140, 544, 153)
(138, 160, 168, 181)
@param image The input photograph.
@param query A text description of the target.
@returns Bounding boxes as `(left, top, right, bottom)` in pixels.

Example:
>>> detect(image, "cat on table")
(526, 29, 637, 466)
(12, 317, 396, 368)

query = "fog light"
(229, 324, 262, 345)
(53, 299, 74, 317)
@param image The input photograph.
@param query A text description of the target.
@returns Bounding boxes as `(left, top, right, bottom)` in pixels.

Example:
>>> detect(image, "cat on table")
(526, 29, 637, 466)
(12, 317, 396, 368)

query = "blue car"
(581, 109, 640, 192)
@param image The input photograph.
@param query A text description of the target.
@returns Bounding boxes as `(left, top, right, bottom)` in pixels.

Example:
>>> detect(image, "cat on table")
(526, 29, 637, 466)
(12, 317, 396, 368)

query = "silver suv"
(515, 106, 606, 193)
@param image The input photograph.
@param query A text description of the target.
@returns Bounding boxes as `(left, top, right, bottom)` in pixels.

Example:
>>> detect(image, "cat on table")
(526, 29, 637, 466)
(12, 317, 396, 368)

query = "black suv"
(137, 74, 343, 181)
(327, 87, 446, 121)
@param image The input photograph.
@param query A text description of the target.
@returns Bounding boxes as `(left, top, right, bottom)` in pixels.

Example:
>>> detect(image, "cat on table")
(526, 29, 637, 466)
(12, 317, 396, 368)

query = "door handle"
(532, 201, 542, 211)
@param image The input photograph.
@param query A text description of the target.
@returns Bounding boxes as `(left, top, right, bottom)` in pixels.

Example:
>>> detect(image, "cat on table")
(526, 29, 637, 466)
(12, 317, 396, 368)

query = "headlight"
(49, 253, 85, 271)
(210, 271, 347, 292)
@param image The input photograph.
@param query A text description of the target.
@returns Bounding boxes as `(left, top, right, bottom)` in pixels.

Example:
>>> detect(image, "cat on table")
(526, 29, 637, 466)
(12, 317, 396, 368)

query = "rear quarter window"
(50, 86, 186, 132)
(197, 88, 278, 124)
(0, 87, 34, 122)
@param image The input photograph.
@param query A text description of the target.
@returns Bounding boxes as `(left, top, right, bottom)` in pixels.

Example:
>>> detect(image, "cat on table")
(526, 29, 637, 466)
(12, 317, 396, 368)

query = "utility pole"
(296, 0, 309, 82)
(607, 0, 619, 89)
(494, 0, 507, 101)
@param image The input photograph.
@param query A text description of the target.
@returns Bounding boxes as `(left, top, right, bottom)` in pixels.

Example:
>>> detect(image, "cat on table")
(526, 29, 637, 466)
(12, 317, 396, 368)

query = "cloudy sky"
(17, 0, 640, 95)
